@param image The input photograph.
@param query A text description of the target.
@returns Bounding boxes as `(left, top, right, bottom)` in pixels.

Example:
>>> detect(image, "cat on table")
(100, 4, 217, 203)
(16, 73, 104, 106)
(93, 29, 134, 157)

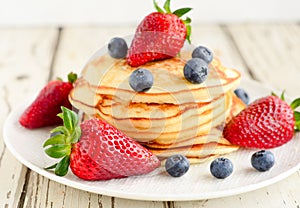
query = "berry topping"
(210, 157, 233, 179)
(129, 68, 154, 92)
(251, 150, 275, 172)
(165, 154, 190, 177)
(223, 92, 300, 149)
(234, 88, 250, 105)
(192, 46, 213, 64)
(108, 37, 128, 59)
(126, 0, 192, 67)
(44, 107, 160, 180)
(183, 58, 209, 84)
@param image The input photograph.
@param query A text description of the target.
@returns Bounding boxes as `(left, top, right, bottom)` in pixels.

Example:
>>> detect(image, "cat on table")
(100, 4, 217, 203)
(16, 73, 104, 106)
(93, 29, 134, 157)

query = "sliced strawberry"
(43, 107, 160, 180)
(126, 0, 192, 67)
(19, 72, 77, 129)
(223, 92, 300, 149)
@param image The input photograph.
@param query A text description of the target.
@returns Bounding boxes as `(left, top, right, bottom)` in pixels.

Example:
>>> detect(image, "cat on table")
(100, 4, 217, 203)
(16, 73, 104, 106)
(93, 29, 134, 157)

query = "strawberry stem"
(68, 72, 77, 84)
(43, 107, 81, 176)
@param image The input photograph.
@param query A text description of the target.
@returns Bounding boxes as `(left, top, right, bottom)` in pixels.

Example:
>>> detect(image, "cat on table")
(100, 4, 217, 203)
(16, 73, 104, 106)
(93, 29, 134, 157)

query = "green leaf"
(271, 92, 278, 97)
(294, 111, 300, 122)
(62, 107, 73, 131)
(70, 126, 81, 144)
(43, 134, 66, 148)
(153, 0, 164, 13)
(294, 111, 300, 131)
(163, 0, 171, 13)
(173, 8, 192, 17)
(45, 144, 71, 158)
(44, 163, 58, 170)
(50, 126, 68, 135)
(290, 98, 300, 110)
(55, 155, 70, 176)
(68, 72, 77, 84)
(61, 107, 79, 132)
(186, 24, 192, 44)
(280, 90, 286, 101)
(182, 17, 191, 24)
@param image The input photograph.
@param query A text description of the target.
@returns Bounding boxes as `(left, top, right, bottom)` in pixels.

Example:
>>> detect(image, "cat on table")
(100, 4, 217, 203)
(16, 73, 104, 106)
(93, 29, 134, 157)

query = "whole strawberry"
(126, 0, 192, 67)
(43, 107, 160, 180)
(223, 92, 300, 149)
(19, 72, 77, 129)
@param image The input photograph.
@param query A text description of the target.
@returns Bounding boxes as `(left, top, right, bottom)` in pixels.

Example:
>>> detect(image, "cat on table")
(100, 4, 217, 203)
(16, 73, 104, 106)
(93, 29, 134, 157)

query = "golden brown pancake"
(70, 51, 241, 105)
(142, 94, 245, 163)
(70, 50, 244, 163)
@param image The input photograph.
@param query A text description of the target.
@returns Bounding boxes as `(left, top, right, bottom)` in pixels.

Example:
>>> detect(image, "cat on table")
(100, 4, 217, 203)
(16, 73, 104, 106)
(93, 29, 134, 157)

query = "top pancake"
(72, 50, 241, 105)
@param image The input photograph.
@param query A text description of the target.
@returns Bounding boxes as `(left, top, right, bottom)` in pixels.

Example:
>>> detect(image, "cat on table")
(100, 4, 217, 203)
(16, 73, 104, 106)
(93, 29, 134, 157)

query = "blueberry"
(165, 154, 190, 177)
(108, 37, 128, 59)
(234, 88, 250, 105)
(251, 150, 275, 172)
(192, 46, 213, 64)
(129, 68, 153, 92)
(184, 58, 209, 84)
(210, 157, 233, 179)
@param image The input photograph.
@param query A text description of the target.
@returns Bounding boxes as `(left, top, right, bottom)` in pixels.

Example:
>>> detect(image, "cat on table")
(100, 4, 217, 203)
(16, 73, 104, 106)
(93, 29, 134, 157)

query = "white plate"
(3, 78, 300, 201)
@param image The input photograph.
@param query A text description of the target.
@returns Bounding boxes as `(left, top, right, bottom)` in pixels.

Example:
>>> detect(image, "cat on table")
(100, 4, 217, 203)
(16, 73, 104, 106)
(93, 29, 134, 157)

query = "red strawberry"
(19, 72, 77, 129)
(43, 107, 160, 180)
(126, 0, 192, 67)
(223, 92, 300, 148)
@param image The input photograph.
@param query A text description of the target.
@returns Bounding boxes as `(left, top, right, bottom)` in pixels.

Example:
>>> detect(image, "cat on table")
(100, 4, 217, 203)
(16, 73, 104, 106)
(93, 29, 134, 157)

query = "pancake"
(142, 94, 245, 163)
(70, 92, 229, 132)
(69, 49, 245, 163)
(70, 51, 241, 105)
(152, 142, 240, 164)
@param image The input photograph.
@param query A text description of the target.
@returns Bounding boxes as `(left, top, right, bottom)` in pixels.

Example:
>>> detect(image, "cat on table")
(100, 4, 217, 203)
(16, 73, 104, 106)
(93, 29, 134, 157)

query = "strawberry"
(126, 0, 192, 67)
(223, 92, 300, 149)
(19, 72, 77, 129)
(43, 107, 161, 180)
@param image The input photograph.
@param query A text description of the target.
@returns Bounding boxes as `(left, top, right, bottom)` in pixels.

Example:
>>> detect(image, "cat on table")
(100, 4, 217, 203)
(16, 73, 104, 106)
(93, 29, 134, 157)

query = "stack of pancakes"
(69, 51, 245, 163)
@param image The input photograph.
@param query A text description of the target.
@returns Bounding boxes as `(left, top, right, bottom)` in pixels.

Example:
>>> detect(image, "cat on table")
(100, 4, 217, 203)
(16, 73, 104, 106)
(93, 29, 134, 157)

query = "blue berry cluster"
(165, 150, 275, 179)
(209, 150, 275, 179)
(183, 46, 213, 84)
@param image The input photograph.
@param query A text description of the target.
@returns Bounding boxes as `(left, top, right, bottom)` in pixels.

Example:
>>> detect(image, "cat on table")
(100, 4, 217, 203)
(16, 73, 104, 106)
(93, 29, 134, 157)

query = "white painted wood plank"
(0, 28, 58, 207)
(52, 26, 135, 78)
(227, 23, 300, 97)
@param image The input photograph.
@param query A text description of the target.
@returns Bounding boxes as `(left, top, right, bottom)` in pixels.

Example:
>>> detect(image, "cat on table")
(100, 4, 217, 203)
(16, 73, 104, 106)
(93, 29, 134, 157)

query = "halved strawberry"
(19, 72, 77, 129)
(43, 107, 161, 180)
(126, 0, 192, 67)
(223, 92, 300, 149)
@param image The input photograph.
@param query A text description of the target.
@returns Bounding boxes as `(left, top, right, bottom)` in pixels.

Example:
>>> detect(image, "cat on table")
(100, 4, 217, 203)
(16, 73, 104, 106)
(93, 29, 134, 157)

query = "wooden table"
(1, 23, 300, 208)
